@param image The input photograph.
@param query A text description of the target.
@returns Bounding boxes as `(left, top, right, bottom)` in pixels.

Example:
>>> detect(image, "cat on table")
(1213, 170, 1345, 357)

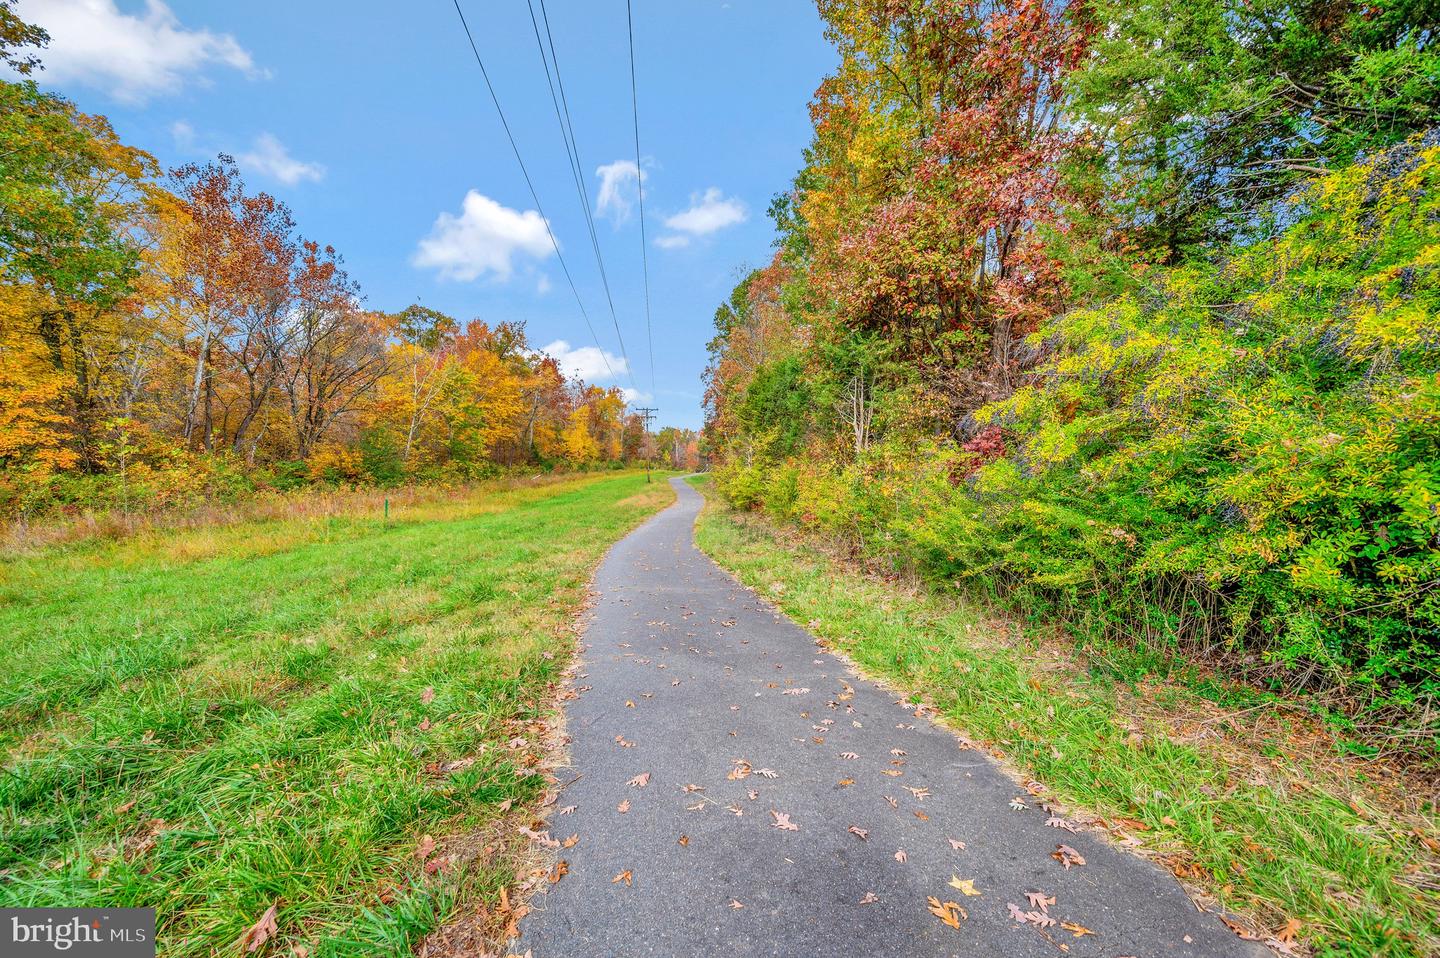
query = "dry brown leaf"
(840, 752, 859, 760)
(421, 687, 435, 705)
(837, 778, 854, 787)
(1060, 921, 1095, 938)
(1053, 844, 1086, 869)
(558, 805, 576, 815)
(611, 870, 633, 886)
(894, 849, 908, 863)
(1025, 891, 1055, 913)
(771, 810, 799, 831)
(677, 835, 689, 847)
(561, 834, 579, 848)
(625, 700, 635, 708)
(238, 904, 279, 954)
(849, 825, 868, 841)
(416, 835, 436, 861)
(617, 799, 631, 813)
(627, 772, 651, 788)
(947, 837, 966, 851)
(1276, 918, 1302, 943)
(728, 898, 743, 909)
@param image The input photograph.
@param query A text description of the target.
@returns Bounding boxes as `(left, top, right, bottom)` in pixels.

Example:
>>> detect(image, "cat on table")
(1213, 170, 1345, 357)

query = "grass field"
(689, 476, 1440, 958)
(0, 473, 673, 956)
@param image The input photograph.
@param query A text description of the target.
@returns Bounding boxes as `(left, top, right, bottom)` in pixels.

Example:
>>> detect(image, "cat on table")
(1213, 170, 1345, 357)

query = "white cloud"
(539, 339, 628, 383)
(536, 274, 552, 295)
(413, 191, 554, 282)
(663, 187, 746, 236)
(620, 387, 652, 404)
(654, 234, 691, 250)
(594, 159, 645, 222)
(236, 133, 325, 185)
(18, 0, 263, 103)
(170, 119, 196, 149)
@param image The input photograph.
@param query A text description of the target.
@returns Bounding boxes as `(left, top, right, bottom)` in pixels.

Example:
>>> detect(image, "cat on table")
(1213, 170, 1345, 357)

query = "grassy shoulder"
(0, 472, 675, 956)
(687, 475, 1439, 958)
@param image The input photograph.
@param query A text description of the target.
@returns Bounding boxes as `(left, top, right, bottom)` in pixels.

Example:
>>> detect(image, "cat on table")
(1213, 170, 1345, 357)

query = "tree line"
(704, 0, 1439, 739)
(0, 4, 698, 520)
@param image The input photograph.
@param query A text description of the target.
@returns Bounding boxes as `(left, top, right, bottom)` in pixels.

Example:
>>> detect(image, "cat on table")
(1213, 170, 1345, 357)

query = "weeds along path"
(520, 478, 1263, 957)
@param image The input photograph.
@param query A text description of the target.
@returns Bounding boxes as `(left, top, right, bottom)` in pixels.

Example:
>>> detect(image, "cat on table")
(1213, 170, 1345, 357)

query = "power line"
(449, 0, 615, 382)
(625, 0, 657, 395)
(525, 0, 635, 389)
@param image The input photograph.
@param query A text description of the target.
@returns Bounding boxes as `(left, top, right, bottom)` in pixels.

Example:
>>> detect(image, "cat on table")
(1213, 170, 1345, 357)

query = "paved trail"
(520, 478, 1263, 957)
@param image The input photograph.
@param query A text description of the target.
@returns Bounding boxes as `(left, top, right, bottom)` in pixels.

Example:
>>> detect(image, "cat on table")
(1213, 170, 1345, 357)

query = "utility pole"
(635, 406, 657, 482)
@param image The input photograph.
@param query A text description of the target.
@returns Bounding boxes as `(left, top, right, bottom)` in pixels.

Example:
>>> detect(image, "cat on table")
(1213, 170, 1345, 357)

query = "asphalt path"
(519, 477, 1265, 957)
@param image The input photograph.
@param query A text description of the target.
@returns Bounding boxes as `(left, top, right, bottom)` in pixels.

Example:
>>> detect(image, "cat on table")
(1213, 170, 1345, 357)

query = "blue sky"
(14, 0, 836, 430)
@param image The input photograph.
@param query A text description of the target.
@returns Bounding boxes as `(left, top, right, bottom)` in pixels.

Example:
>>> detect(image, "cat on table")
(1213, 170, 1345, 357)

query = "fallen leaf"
(561, 834, 579, 848)
(678, 835, 689, 847)
(1053, 844, 1086, 869)
(890, 749, 907, 756)
(914, 810, 929, 821)
(754, 768, 779, 779)
(771, 810, 799, 831)
(948, 876, 982, 897)
(421, 687, 435, 705)
(1045, 816, 1077, 832)
(611, 870, 632, 886)
(558, 805, 576, 815)
(905, 786, 931, 801)
(1025, 891, 1055, 913)
(416, 835, 436, 861)
(115, 799, 136, 814)
(617, 800, 631, 813)
(849, 825, 869, 840)
(747, 789, 758, 800)
(947, 838, 966, 850)
(625, 700, 635, 708)
(728, 898, 743, 909)
(858, 892, 879, 905)
(841, 752, 859, 760)
(881, 769, 904, 777)
(1276, 918, 1302, 943)
(627, 772, 651, 788)
(838, 778, 854, 787)
(782, 688, 810, 696)
(927, 896, 967, 929)
(1060, 921, 1095, 938)
(883, 796, 898, 809)
(894, 849, 908, 863)
(1009, 798, 1027, 811)
(682, 783, 705, 793)
(238, 904, 279, 953)
(418, 717, 432, 732)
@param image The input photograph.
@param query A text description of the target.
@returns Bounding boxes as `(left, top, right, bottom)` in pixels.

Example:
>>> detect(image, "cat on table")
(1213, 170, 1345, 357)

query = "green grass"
(0, 473, 674, 956)
(688, 475, 1440, 958)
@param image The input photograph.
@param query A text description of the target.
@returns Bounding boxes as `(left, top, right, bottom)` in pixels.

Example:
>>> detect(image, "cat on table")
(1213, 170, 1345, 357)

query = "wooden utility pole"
(635, 406, 657, 482)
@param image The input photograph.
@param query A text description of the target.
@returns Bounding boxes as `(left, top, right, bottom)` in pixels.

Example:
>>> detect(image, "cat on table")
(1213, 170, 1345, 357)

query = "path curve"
(520, 478, 1264, 957)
